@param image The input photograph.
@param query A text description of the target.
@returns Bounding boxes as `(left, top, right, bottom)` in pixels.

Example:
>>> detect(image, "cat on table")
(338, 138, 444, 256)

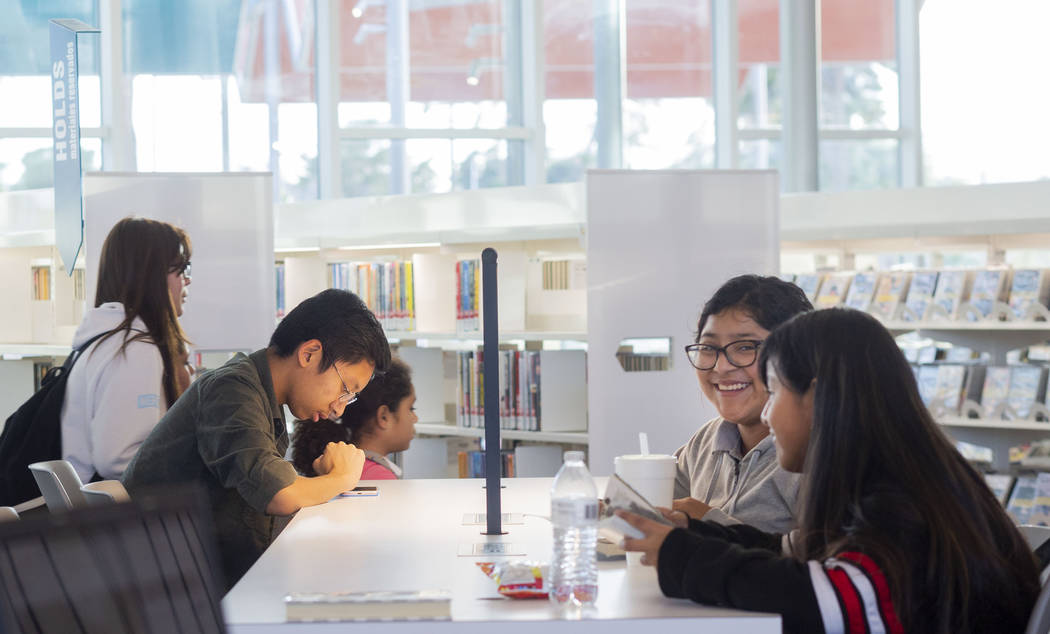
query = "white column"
(387, 0, 410, 194)
(593, 0, 624, 169)
(503, 0, 526, 186)
(521, 0, 546, 184)
(99, 0, 135, 170)
(712, 0, 738, 168)
(779, 0, 820, 192)
(897, 0, 923, 187)
(316, 0, 342, 198)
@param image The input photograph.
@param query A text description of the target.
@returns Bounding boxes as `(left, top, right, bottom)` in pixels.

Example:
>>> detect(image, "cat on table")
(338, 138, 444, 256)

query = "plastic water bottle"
(549, 450, 598, 607)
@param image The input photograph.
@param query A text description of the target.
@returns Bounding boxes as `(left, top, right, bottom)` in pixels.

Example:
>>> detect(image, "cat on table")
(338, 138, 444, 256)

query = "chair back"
(27, 460, 87, 511)
(0, 486, 226, 633)
(1027, 577, 1050, 634)
(81, 480, 131, 505)
(0, 508, 17, 522)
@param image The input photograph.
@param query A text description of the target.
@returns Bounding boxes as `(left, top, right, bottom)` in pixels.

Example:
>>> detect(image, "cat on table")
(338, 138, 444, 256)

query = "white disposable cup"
(614, 454, 676, 566)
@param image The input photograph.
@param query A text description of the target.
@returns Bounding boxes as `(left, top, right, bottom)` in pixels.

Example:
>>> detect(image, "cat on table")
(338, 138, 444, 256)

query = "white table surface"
(222, 477, 780, 633)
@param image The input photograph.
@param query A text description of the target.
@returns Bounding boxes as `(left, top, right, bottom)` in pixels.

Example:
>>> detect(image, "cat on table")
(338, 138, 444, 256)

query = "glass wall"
(11, 0, 1046, 199)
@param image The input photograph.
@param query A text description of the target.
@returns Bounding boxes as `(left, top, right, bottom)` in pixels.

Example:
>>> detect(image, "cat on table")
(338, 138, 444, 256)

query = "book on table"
(285, 589, 452, 622)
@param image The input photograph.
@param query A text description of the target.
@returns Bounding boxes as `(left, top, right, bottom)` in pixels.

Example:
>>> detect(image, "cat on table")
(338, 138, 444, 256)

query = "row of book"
(329, 261, 416, 331)
(913, 363, 1050, 420)
(456, 450, 516, 478)
(456, 350, 542, 431)
(785, 268, 1050, 322)
(456, 259, 481, 332)
(31, 266, 51, 301)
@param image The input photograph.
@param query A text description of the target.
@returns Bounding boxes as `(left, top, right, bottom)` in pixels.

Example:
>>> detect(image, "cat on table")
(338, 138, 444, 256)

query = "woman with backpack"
(61, 217, 194, 482)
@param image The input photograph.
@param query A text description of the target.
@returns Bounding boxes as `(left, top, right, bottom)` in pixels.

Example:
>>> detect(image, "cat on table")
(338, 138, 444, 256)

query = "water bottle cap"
(563, 450, 585, 464)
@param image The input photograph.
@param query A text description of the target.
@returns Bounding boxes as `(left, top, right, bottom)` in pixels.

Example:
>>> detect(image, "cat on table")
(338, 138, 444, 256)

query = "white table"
(223, 478, 780, 633)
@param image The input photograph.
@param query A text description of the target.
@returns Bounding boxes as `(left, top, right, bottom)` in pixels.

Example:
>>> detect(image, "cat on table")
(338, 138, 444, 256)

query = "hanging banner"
(50, 18, 99, 276)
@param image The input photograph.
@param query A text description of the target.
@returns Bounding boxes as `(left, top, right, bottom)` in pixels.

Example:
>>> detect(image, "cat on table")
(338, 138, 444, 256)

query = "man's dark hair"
(270, 289, 392, 373)
(696, 274, 813, 341)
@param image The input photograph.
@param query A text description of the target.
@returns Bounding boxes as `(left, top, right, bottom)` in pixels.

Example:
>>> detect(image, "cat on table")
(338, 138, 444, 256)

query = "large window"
(0, 0, 954, 199)
(335, 0, 523, 196)
(736, 0, 900, 191)
(921, 0, 1050, 186)
(122, 0, 317, 202)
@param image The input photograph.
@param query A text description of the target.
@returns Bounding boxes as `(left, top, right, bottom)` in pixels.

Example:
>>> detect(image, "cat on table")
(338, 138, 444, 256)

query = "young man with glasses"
(123, 289, 391, 590)
(669, 275, 812, 536)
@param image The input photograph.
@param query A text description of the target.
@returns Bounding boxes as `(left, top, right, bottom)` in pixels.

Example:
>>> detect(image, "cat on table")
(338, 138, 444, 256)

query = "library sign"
(49, 18, 99, 276)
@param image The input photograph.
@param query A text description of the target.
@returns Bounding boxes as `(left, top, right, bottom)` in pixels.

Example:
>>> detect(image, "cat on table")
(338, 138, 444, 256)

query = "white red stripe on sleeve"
(807, 551, 905, 634)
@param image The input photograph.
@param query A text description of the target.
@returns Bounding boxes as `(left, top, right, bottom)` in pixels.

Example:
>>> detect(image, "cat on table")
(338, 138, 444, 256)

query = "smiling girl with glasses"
(667, 274, 812, 535)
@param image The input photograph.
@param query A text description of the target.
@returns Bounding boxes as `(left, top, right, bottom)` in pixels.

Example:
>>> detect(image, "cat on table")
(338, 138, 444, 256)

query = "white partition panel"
(83, 173, 274, 352)
(586, 170, 779, 475)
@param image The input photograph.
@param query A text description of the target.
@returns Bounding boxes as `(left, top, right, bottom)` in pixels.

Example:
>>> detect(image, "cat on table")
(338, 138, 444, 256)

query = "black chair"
(0, 487, 225, 634)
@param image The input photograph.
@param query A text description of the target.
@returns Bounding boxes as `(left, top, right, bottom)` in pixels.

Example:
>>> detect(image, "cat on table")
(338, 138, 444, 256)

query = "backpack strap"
(60, 331, 115, 373)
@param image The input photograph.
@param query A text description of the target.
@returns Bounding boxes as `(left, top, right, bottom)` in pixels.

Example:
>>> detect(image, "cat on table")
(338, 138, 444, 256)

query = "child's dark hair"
(758, 308, 1039, 632)
(695, 274, 813, 341)
(270, 288, 392, 374)
(290, 357, 413, 476)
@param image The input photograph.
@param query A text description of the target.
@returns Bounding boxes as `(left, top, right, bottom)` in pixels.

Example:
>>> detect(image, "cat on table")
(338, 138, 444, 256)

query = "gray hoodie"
(673, 417, 800, 534)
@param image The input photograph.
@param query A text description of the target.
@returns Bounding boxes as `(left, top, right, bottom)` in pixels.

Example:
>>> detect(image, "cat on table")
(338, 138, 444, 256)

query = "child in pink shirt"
(292, 357, 417, 480)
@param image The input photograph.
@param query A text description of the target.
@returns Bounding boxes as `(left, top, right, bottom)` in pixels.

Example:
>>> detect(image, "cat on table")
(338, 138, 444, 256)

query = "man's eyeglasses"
(684, 340, 763, 371)
(332, 364, 361, 405)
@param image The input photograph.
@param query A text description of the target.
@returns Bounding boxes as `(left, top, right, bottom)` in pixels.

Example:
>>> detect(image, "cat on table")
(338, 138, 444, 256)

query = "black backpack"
(0, 332, 109, 506)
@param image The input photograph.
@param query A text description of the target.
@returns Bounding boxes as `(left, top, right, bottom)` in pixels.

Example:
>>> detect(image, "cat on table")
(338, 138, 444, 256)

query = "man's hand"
(313, 441, 365, 480)
(618, 510, 676, 566)
(672, 496, 713, 521)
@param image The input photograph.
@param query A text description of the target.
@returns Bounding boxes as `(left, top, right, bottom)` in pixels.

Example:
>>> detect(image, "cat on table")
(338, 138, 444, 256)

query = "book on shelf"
(1006, 474, 1038, 525)
(1008, 269, 1050, 319)
(457, 450, 515, 478)
(1006, 365, 1048, 420)
(916, 365, 940, 407)
(931, 270, 972, 319)
(814, 272, 852, 309)
(1028, 472, 1050, 527)
(329, 261, 416, 331)
(792, 274, 824, 303)
(275, 262, 286, 318)
(903, 271, 938, 321)
(984, 473, 1016, 506)
(967, 269, 1010, 321)
(980, 366, 1012, 418)
(32, 265, 51, 301)
(869, 271, 911, 321)
(456, 259, 480, 333)
(285, 590, 451, 622)
(933, 364, 968, 414)
(916, 346, 938, 365)
(844, 272, 878, 312)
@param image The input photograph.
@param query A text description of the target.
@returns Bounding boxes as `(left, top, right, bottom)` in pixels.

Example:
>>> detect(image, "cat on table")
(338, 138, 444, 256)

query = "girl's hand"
(658, 507, 689, 528)
(618, 510, 676, 566)
(672, 496, 713, 521)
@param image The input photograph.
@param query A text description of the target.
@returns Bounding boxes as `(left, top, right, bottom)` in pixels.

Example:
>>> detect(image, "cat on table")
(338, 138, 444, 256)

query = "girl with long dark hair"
(621, 308, 1040, 632)
(61, 217, 193, 481)
(291, 357, 417, 480)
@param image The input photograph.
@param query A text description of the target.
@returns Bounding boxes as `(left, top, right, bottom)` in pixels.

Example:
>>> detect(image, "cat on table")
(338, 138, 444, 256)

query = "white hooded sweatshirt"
(61, 302, 167, 482)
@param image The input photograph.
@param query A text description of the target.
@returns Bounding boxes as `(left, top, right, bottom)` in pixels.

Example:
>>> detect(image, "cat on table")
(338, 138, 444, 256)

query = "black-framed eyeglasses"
(684, 340, 763, 371)
(169, 260, 191, 280)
